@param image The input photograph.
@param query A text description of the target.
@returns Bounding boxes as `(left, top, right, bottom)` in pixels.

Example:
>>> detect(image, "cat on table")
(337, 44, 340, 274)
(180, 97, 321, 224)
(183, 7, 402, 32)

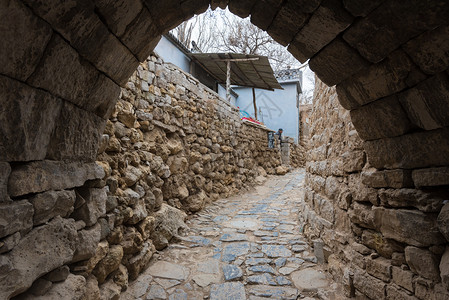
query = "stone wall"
(301, 79, 449, 299)
(0, 54, 294, 299)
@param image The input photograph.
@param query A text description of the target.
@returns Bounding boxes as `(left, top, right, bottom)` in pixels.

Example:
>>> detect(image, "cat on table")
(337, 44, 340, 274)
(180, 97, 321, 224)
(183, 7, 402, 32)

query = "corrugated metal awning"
(189, 53, 283, 91)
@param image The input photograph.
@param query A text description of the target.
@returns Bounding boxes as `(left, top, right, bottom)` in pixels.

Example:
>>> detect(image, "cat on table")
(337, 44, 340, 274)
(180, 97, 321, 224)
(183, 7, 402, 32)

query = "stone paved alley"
(122, 169, 342, 300)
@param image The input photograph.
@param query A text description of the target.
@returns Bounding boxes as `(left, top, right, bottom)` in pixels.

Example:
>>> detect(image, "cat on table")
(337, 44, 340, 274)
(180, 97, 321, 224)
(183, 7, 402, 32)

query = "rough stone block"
(361, 230, 403, 259)
(343, 0, 449, 63)
(353, 268, 386, 300)
(366, 257, 392, 282)
(71, 187, 108, 227)
(0, 200, 34, 239)
(405, 246, 441, 281)
(24, 0, 139, 85)
(30, 190, 76, 225)
(289, 0, 353, 61)
(228, 0, 257, 18)
(117, 7, 161, 61)
(440, 247, 449, 290)
(267, 0, 308, 46)
(386, 284, 418, 300)
(308, 38, 369, 86)
(8, 160, 104, 197)
(379, 189, 444, 213)
(27, 35, 99, 110)
(93, 0, 143, 37)
(342, 0, 384, 17)
(142, 0, 184, 31)
(413, 167, 449, 188)
(399, 73, 449, 130)
(437, 203, 449, 242)
(73, 223, 102, 262)
(364, 128, 449, 169)
(403, 24, 449, 75)
(46, 101, 106, 162)
(349, 202, 376, 230)
(126, 242, 155, 281)
(250, 0, 283, 31)
(0, 162, 11, 203)
(92, 245, 124, 284)
(341, 150, 365, 173)
(350, 95, 412, 141)
(30, 274, 86, 300)
(0, 217, 77, 299)
(0, 0, 52, 80)
(377, 208, 445, 247)
(362, 168, 413, 189)
(0, 75, 62, 162)
(150, 204, 188, 250)
(336, 50, 419, 110)
(392, 266, 414, 292)
(45, 265, 70, 283)
(86, 75, 120, 119)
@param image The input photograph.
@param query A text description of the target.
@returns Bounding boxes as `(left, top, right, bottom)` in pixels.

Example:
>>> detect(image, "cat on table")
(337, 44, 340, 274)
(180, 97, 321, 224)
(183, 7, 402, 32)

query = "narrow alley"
(122, 169, 341, 300)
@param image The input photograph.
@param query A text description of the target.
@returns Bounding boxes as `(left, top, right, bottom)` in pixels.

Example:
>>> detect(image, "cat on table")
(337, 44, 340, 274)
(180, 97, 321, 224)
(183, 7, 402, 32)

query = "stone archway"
(2, 0, 449, 299)
(2, 0, 449, 167)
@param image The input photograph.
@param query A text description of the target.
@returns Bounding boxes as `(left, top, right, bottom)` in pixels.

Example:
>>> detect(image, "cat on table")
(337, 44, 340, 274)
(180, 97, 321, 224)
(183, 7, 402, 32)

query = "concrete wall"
(154, 35, 191, 73)
(234, 81, 300, 141)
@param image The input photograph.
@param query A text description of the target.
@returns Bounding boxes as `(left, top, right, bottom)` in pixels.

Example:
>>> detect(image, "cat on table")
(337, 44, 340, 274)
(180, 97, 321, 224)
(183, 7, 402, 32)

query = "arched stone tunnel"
(1, 0, 449, 299)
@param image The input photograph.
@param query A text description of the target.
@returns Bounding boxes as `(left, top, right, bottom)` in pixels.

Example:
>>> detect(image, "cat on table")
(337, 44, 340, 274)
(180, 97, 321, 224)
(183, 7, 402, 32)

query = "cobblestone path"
(123, 169, 342, 299)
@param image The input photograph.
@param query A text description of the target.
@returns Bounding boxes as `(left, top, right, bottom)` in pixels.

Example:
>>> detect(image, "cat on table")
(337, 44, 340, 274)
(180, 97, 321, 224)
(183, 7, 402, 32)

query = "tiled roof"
(274, 68, 302, 82)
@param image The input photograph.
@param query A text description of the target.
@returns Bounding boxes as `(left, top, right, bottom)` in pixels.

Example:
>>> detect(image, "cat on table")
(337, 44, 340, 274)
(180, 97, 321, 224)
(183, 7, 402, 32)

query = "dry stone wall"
(0, 54, 292, 299)
(301, 79, 449, 299)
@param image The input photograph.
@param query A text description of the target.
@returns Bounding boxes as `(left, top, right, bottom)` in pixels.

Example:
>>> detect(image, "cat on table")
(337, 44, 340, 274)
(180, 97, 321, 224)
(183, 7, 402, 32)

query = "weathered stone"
(336, 50, 419, 110)
(440, 247, 449, 290)
(291, 268, 329, 292)
(343, 0, 449, 63)
(250, 0, 283, 31)
(228, 0, 257, 18)
(92, 245, 124, 284)
(403, 24, 449, 74)
(267, 0, 308, 46)
(392, 266, 414, 292)
(361, 168, 413, 189)
(86, 241, 109, 274)
(45, 265, 71, 283)
(0, 0, 53, 80)
(343, 0, 384, 17)
(289, 0, 353, 62)
(184, 190, 206, 212)
(405, 246, 441, 281)
(147, 284, 167, 300)
(0, 200, 33, 239)
(24, 0, 139, 85)
(379, 189, 444, 213)
(0, 232, 21, 254)
(0, 217, 77, 299)
(84, 275, 100, 300)
(30, 190, 76, 225)
(26, 274, 86, 300)
(151, 204, 187, 250)
(437, 203, 449, 242)
(73, 223, 102, 262)
(308, 37, 369, 86)
(413, 167, 449, 188)
(376, 207, 445, 247)
(99, 280, 121, 300)
(366, 257, 391, 282)
(210, 282, 246, 300)
(399, 73, 449, 130)
(386, 284, 417, 300)
(71, 187, 107, 227)
(353, 268, 386, 300)
(222, 264, 243, 281)
(28, 278, 52, 296)
(261, 244, 292, 258)
(0, 76, 63, 162)
(361, 230, 403, 259)
(0, 162, 11, 203)
(247, 272, 277, 285)
(46, 101, 106, 162)
(275, 165, 289, 175)
(147, 261, 190, 281)
(8, 161, 104, 197)
(364, 128, 449, 169)
(350, 95, 412, 141)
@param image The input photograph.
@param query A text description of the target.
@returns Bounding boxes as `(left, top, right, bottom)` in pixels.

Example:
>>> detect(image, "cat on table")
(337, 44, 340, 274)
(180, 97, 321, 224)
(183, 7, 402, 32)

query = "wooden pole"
(252, 87, 257, 120)
(226, 60, 231, 103)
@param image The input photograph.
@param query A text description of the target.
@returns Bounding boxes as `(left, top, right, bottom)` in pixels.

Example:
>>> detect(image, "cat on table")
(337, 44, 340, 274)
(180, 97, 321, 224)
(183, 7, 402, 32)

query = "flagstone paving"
(122, 169, 344, 299)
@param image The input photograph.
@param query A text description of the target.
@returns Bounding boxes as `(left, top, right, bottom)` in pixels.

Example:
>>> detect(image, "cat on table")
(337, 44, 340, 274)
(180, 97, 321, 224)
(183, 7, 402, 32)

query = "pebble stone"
(123, 169, 342, 299)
